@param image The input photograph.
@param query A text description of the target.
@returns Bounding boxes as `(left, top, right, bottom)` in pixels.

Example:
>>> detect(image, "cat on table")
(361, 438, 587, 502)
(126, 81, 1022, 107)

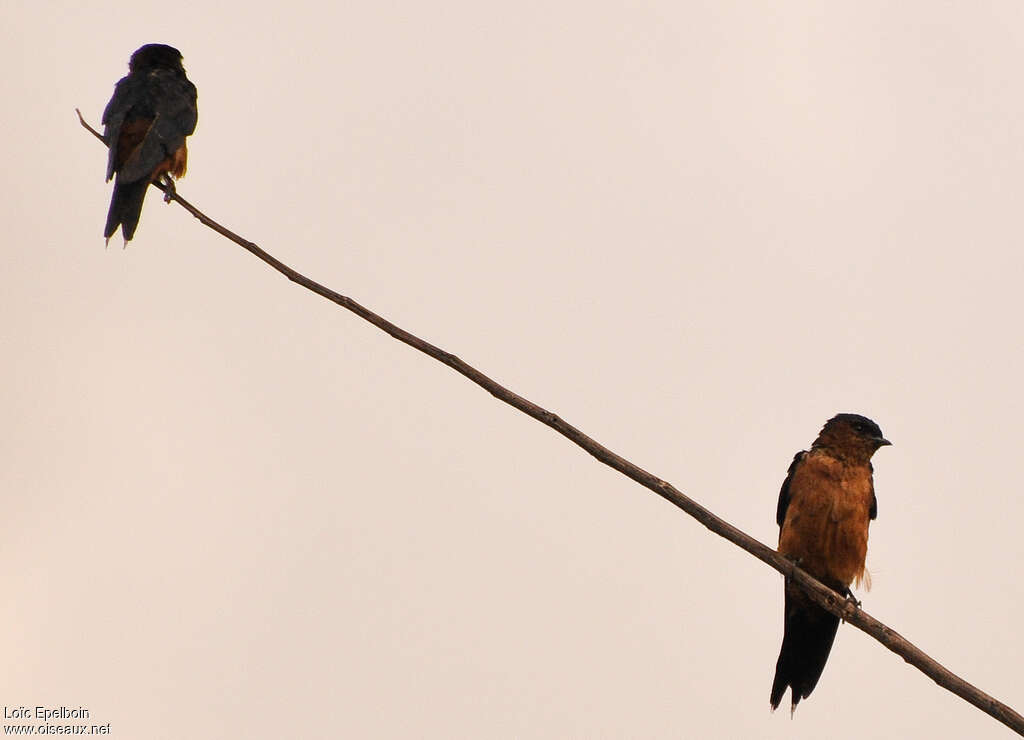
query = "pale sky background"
(3, 1, 1024, 738)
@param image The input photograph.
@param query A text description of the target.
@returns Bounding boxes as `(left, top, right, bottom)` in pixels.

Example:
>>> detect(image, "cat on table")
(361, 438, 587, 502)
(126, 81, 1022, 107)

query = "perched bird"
(769, 413, 891, 713)
(102, 44, 198, 243)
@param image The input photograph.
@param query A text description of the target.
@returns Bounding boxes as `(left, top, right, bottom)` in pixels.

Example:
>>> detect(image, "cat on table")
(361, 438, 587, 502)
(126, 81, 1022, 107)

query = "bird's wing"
(101, 74, 143, 181)
(776, 451, 807, 528)
(868, 461, 877, 520)
(108, 71, 198, 183)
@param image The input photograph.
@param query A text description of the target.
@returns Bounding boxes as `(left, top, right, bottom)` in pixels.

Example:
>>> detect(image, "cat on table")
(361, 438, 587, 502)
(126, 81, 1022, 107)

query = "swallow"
(102, 44, 198, 243)
(769, 413, 891, 713)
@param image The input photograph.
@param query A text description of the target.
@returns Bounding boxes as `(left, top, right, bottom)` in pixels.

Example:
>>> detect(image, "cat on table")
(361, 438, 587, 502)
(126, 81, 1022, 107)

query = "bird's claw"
(161, 176, 176, 203)
(783, 555, 802, 583)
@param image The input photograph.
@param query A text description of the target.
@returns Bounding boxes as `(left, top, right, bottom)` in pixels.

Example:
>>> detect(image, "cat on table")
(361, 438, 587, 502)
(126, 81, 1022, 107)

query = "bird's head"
(813, 413, 891, 460)
(128, 44, 185, 73)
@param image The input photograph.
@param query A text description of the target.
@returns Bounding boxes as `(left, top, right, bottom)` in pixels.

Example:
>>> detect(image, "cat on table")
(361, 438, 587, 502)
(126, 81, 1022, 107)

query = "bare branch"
(78, 111, 1024, 736)
(76, 108, 105, 144)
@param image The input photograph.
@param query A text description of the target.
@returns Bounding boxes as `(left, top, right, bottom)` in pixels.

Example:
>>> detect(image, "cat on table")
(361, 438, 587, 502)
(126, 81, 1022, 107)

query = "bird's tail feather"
(769, 584, 840, 713)
(104, 178, 149, 243)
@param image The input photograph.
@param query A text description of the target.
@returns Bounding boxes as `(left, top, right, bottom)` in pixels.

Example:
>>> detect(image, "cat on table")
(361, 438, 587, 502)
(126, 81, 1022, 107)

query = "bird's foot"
(841, 586, 861, 608)
(782, 555, 802, 583)
(161, 176, 177, 203)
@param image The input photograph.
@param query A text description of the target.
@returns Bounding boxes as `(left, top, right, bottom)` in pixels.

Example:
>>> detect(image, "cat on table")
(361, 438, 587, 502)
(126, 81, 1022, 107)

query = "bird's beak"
(877, 437, 892, 447)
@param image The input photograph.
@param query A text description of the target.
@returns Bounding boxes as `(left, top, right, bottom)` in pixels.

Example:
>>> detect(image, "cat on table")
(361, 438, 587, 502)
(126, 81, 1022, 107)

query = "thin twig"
(78, 110, 1024, 736)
